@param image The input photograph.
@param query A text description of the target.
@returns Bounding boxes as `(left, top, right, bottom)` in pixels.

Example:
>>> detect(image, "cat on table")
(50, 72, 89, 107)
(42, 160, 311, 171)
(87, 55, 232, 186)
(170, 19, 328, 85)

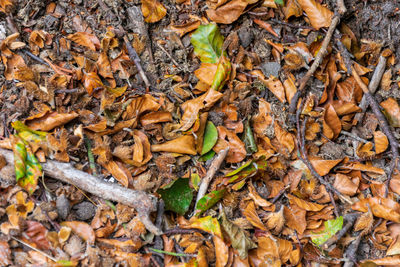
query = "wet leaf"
(206, 0, 248, 24)
(220, 208, 257, 259)
(191, 23, 224, 64)
(60, 221, 96, 244)
(201, 121, 218, 155)
(142, 0, 167, 23)
(311, 216, 343, 246)
(297, 0, 333, 30)
(196, 189, 226, 214)
(67, 32, 100, 51)
(158, 178, 193, 215)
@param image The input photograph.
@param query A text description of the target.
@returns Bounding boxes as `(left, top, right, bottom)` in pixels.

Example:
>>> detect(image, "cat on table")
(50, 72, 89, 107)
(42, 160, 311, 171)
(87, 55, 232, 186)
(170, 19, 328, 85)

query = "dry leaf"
(25, 111, 79, 132)
(171, 20, 201, 37)
(151, 135, 196, 155)
(362, 255, 400, 265)
(287, 194, 325, 211)
(374, 131, 389, 154)
(242, 201, 267, 230)
(339, 162, 385, 175)
(214, 236, 229, 267)
(381, 69, 392, 91)
(309, 156, 342, 176)
(0, 241, 12, 266)
(354, 208, 373, 235)
(284, 204, 307, 234)
(206, 0, 248, 24)
(142, 0, 167, 23)
(265, 206, 285, 234)
(60, 221, 96, 244)
(333, 173, 359, 196)
(67, 32, 100, 51)
(324, 104, 341, 139)
(283, 0, 303, 20)
(213, 126, 246, 163)
(381, 97, 400, 127)
(297, 0, 333, 30)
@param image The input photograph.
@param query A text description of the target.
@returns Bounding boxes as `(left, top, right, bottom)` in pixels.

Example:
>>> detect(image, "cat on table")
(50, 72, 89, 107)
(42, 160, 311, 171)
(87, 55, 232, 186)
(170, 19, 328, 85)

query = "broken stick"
(195, 147, 229, 209)
(0, 148, 162, 235)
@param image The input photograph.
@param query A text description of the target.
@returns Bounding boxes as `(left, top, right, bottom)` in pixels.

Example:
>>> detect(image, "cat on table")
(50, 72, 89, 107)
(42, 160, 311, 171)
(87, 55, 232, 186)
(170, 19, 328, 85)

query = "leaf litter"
(1, 0, 400, 266)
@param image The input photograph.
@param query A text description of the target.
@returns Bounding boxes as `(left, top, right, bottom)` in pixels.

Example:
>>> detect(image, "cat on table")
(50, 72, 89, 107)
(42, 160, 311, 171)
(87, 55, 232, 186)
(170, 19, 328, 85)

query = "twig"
(296, 108, 345, 199)
(328, 187, 340, 218)
(340, 130, 369, 144)
(288, 15, 341, 114)
(11, 236, 57, 262)
(156, 42, 182, 71)
(164, 228, 207, 236)
(0, 148, 162, 235)
(269, 18, 314, 30)
(351, 65, 399, 197)
(321, 213, 358, 251)
(123, 35, 151, 88)
(54, 88, 79, 94)
(271, 184, 290, 203)
(21, 49, 50, 67)
(343, 234, 362, 267)
(195, 147, 229, 209)
(353, 55, 388, 124)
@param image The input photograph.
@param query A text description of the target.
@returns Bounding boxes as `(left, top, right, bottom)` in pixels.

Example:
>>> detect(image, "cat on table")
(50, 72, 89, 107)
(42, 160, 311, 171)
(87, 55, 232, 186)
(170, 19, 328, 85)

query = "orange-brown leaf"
(333, 173, 359, 196)
(284, 204, 307, 234)
(206, 0, 248, 24)
(25, 111, 79, 132)
(381, 97, 400, 127)
(309, 156, 342, 176)
(242, 201, 266, 230)
(67, 32, 100, 51)
(287, 194, 325, 211)
(60, 221, 96, 244)
(297, 0, 333, 30)
(213, 126, 246, 163)
(151, 135, 196, 155)
(374, 131, 389, 154)
(142, 0, 167, 23)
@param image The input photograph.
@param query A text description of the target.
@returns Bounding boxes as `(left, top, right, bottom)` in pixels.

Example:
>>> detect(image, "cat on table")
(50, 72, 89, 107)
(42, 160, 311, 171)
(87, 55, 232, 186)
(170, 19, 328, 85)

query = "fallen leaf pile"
(1, 0, 400, 266)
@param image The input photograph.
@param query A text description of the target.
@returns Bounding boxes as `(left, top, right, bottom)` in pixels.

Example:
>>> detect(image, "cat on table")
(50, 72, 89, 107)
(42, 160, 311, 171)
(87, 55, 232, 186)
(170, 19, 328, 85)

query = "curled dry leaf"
(374, 131, 389, 154)
(381, 97, 400, 127)
(25, 111, 79, 132)
(283, 204, 307, 234)
(151, 135, 196, 155)
(297, 0, 333, 30)
(141, 0, 167, 23)
(242, 201, 267, 230)
(352, 197, 400, 223)
(60, 221, 96, 244)
(25, 221, 51, 250)
(362, 255, 400, 266)
(254, 236, 281, 267)
(333, 173, 359, 196)
(387, 236, 400, 256)
(265, 206, 285, 234)
(283, 0, 303, 20)
(67, 32, 100, 51)
(213, 126, 246, 163)
(324, 104, 341, 139)
(287, 194, 325, 212)
(206, 0, 248, 24)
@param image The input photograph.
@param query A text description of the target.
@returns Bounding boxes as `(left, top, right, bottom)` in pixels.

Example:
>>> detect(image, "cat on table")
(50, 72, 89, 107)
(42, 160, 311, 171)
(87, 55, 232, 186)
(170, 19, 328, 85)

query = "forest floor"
(1, 0, 400, 266)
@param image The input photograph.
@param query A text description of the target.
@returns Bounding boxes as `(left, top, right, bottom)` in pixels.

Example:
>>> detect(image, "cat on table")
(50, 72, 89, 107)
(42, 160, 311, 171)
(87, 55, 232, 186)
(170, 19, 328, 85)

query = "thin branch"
(340, 130, 369, 144)
(0, 148, 162, 235)
(351, 65, 399, 197)
(156, 42, 183, 71)
(11, 236, 57, 262)
(321, 213, 358, 251)
(195, 147, 229, 209)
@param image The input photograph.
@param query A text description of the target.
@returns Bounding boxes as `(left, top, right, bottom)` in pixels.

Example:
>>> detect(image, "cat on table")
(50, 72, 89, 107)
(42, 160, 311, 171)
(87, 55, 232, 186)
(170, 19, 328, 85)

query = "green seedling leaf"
(311, 216, 343, 246)
(220, 208, 257, 259)
(274, 0, 284, 5)
(199, 150, 215, 162)
(225, 158, 268, 185)
(243, 118, 258, 153)
(191, 173, 201, 191)
(201, 121, 218, 155)
(191, 23, 224, 64)
(196, 189, 226, 215)
(210, 55, 231, 91)
(158, 178, 193, 215)
(12, 135, 42, 194)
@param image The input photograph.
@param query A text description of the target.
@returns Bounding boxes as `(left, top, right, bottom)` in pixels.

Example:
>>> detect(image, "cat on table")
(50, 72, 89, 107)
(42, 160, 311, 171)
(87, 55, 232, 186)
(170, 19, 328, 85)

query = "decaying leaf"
(141, 0, 167, 23)
(60, 221, 96, 244)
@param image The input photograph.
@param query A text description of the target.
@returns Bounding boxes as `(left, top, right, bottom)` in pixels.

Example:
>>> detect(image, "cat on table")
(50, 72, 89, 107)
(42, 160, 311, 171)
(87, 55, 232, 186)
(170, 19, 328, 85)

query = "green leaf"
(191, 173, 201, 191)
(158, 178, 193, 215)
(199, 150, 215, 162)
(243, 118, 257, 154)
(201, 121, 218, 155)
(149, 248, 195, 257)
(196, 189, 226, 215)
(274, 0, 284, 5)
(220, 208, 257, 259)
(11, 121, 47, 148)
(191, 23, 224, 64)
(210, 55, 231, 91)
(311, 216, 343, 246)
(225, 158, 268, 185)
(12, 135, 42, 194)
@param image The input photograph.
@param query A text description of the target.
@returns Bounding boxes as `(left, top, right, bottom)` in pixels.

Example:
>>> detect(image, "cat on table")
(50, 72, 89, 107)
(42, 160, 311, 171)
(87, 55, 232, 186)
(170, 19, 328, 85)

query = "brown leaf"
(213, 126, 246, 163)
(255, 236, 281, 266)
(381, 69, 392, 91)
(283, 0, 302, 20)
(309, 156, 342, 176)
(242, 201, 267, 230)
(25, 111, 78, 132)
(390, 172, 400, 195)
(195, 63, 218, 87)
(97, 238, 142, 251)
(123, 94, 161, 120)
(339, 162, 385, 175)
(248, 182, 273, 209)
(141, 0, 167, 23)
(67, 32, 100, 51)
(265, 206, 285, 234)
(214, 236, 229, 267)
(171, 20, 201, 37)
(151, 135, 196, 155)
(374, 131, 389, 154)
(283, 73, 297, 104)
(140, 111, 172, 126)
(357, 142, 375, 159)
(277, 238, 293, 263)
(60, 221, 96, 244)
(0, 241, 12, 266)
(362, 255, 400, 266)
(352, 197, 400, 222)
(324, 104, 341, 139)
(129, 130, 152, 167)
(25, 221, 51, 250)
(333, 173, 359, 196)
(274, 122, 295, 155)
(83, 72, 103, 95)
(297, 0, 333, 30)
(206, 0, 248, 24)
(381, 97, 400, 127)
(387, 236, 400, 256)
(354, 208, 373, 235)
(179, 89, 223, 132)
(287, 194, 325, 211)
(104, 160, 132, 187)
(284, 204, 307, 234)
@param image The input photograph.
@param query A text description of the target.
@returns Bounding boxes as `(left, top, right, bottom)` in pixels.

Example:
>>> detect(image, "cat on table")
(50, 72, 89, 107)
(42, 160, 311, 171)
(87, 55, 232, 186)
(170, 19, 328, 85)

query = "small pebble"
(74, 201, 96, 221)
(56, 194, 70, 220)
